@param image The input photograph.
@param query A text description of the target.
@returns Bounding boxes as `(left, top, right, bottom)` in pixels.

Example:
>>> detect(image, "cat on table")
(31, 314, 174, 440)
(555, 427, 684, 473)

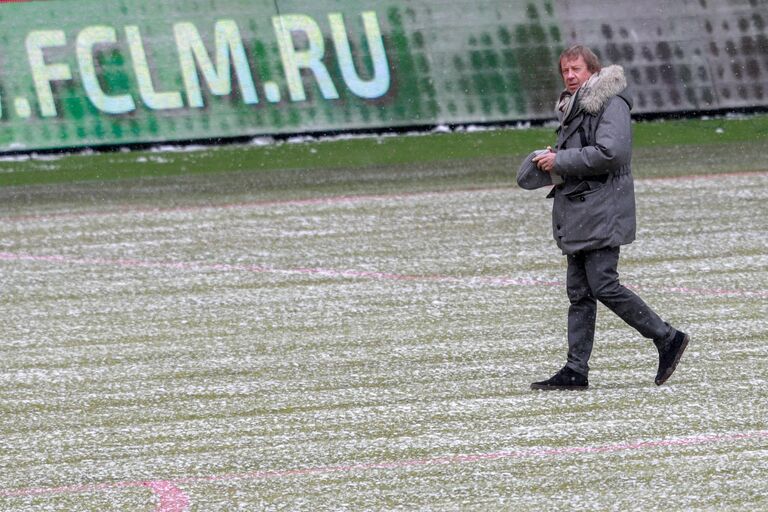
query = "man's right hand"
(532, 146, 556, 172)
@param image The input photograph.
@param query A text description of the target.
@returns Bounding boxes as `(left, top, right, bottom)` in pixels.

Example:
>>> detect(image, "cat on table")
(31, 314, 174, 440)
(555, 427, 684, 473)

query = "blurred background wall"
(557, 0, 767, 115)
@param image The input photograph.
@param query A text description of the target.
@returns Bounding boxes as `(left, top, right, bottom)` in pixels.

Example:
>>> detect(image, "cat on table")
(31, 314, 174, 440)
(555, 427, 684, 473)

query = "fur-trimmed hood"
(578, 65, 630, 114)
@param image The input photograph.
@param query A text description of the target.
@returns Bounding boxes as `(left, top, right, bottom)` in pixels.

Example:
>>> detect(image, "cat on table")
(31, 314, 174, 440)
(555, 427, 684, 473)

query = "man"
(525, 44, 689, 390)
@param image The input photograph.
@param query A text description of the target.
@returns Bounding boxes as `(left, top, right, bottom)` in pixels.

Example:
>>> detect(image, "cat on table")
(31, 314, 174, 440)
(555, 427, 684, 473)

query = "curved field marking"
(183, 430, 768, 483)
(1, 431, 766, 511)
(143, 481, 190, 512)
(0, 251, 766, 299)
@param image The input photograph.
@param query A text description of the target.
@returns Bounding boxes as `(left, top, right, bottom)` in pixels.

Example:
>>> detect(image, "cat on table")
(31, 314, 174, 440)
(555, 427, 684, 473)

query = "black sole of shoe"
(530, 384, 589, 391)
(655, 334, 690, 386)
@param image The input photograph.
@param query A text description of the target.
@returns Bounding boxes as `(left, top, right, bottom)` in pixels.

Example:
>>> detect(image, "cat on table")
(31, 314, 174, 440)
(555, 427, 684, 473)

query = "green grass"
(1, 114, 767, 187)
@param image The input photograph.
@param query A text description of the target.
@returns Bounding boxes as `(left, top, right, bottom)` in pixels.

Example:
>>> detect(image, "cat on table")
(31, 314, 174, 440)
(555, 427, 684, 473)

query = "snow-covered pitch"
(1, 149, 766, 510)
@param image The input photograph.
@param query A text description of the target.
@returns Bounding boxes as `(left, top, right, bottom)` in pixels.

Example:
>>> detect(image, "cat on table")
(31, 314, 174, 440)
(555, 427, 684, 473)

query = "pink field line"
(1, 251, 766, 299)
(640, 170, 768, 182)
(1, 430, 766, 511)
(4, 170, 767, 224)
(0, 251, 562, 288)
(2, 187, 503, 224)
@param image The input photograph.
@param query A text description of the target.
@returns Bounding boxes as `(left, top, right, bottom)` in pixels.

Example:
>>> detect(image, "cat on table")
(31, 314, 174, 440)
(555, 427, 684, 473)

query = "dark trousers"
(565, 246, 673, 375)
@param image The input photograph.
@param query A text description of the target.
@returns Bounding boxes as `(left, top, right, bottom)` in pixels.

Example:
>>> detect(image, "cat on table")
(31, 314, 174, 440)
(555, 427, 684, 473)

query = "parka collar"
(555, 65, 628, 124)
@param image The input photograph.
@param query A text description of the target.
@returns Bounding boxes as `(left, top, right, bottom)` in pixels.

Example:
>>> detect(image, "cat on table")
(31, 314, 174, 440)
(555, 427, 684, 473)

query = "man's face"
(560, 55, 593, 93)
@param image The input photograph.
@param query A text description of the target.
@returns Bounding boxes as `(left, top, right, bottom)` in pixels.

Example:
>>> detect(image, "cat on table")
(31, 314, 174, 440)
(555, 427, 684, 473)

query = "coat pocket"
(561, 181, 612, 243)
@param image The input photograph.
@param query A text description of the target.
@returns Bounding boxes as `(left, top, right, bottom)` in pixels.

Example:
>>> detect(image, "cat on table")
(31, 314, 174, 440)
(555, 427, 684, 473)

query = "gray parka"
(548, 65, 636, 255)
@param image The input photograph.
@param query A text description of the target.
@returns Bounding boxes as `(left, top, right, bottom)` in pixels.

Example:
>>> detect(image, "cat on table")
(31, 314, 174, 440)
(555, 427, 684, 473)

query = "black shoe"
(654, 331, 690, 385)
(531, 366, 589, 390)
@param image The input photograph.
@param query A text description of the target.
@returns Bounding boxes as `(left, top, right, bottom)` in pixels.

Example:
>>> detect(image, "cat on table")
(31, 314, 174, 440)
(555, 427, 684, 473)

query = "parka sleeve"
(553, 97, 632, 177)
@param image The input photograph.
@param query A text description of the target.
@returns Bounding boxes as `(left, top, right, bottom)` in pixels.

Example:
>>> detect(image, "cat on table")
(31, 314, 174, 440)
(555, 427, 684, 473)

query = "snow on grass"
(0, 164, 766, 510)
